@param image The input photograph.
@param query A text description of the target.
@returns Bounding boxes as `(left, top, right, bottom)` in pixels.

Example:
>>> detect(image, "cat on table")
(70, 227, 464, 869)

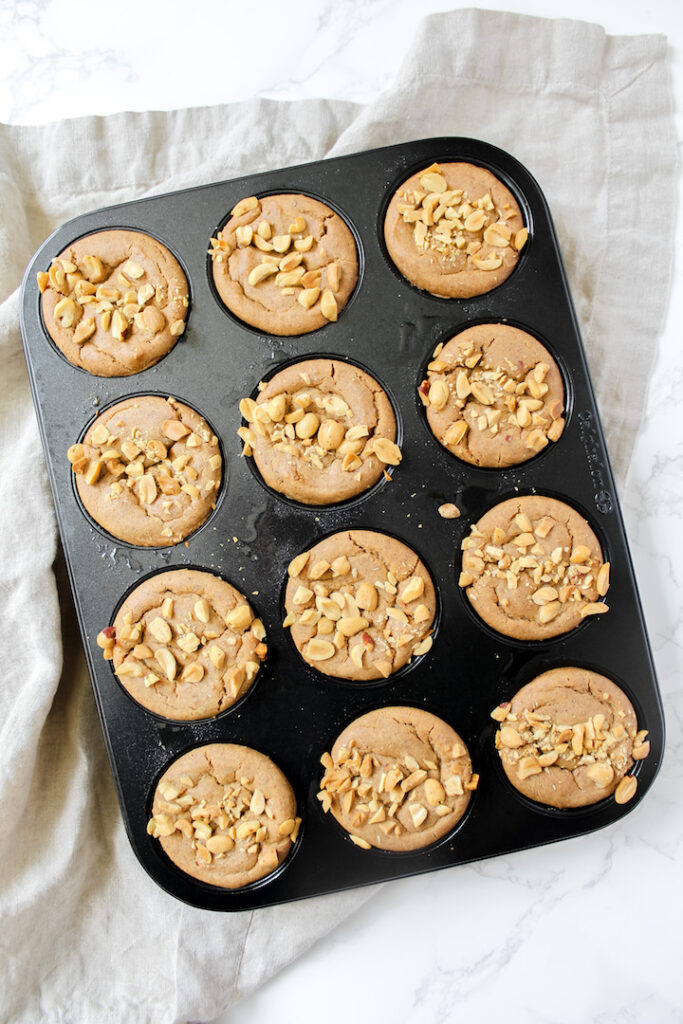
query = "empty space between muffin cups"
(97, 568, 267, 722)
(459, 495, 610, 641)
(66, 394, 223, 547)
(236, 357, 402, 507)
(209, 193, 358, 334)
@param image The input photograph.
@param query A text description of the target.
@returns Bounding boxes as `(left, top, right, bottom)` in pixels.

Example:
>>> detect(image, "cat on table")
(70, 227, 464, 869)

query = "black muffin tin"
(19, 138, 664, 910)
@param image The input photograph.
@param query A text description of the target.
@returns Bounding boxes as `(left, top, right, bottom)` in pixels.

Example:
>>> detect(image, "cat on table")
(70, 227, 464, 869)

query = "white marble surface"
(1, 2, 681, 1021)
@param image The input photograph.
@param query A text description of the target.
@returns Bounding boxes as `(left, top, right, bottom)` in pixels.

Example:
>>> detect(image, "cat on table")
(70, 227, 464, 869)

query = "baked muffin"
(147, 743, 300, 888)
(284, 530, 436, 681)
(419, 323, 565, 466)
(38, 229, 188, 376)
(318, 706, 476, 851)
(492, 667, 649, 808)
(384, 161, 526, 298)
(238, 358, 400, 505)
(460, 496, 610, 640)
(68, 395, 221, 546)
(210, 193, 357, 334)
(98, 569, 266, 721)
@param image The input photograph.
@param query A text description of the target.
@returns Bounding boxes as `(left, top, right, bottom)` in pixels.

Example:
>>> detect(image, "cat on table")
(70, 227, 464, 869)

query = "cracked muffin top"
(419, 323, 565, 467)
(38, 229, 188, 377)
(238, 358, 401, 505)
(210, 193, 358, 335)
(68, 395, 221, 546)
(491, 667, 648, 808)
(148, 742, 300, 888)
(318, 706, 476, 851)
(283, 529, 436, 681)
(98, 569, 266, 721)
(459, 495, 610, 640)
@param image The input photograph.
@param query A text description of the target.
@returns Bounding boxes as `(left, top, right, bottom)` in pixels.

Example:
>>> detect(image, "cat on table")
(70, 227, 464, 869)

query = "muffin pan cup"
(19, 137, 664, 910)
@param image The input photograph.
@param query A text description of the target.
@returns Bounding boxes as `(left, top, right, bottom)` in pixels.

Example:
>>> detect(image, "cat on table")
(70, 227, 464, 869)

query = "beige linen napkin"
(0, 10, 675, 1023)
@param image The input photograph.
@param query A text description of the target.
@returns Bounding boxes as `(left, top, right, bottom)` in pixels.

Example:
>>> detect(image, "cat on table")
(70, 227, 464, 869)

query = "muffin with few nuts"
(284, 529, 436, 681)
(148, 743, 300, 888)
(99, 569, 266, 721)
(210, 193, 358, 334)
(38, 229, 188, 376)
(460, 495, 610, 641)
(419, 324, 565, 467)
(68, 395, 221, 546)
(492, 667, 649, 808)
(384, 161, 526, 298)
(318, 706, 476, 851)
(238, 358, 400, 505)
